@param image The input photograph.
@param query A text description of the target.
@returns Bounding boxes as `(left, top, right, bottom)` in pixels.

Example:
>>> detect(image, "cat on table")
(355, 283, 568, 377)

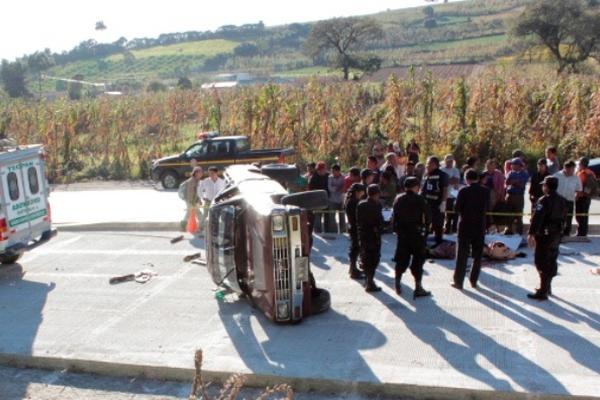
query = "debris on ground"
(170, 235, 184, 244)
(109, 270, 158, 285)
(192, 259, 207, 266)
(184, 253, 203, 262)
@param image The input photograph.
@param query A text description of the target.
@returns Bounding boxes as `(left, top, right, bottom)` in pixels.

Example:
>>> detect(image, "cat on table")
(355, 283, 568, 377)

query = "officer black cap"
(404, 176, 420, 189)
(541, 176, 559, 191)
(367, 184, 380, 196)
(349, 183, 366, 193)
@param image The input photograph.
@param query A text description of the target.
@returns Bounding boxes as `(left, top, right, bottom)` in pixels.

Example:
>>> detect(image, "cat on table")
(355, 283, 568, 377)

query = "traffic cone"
(187, 209, 198, 234)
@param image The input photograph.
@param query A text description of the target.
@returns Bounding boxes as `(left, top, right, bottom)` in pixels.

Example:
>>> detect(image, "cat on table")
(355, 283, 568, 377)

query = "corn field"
(1, 70, 600, 183)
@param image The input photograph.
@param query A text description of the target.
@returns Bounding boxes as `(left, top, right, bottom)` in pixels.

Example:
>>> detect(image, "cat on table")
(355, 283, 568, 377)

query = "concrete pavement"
(0, 231, 598, 399)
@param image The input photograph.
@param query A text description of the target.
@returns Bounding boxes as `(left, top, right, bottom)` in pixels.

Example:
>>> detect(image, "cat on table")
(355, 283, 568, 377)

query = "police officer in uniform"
(392, 177, 432, 298)
(452, 169, 490, 289)
(420, 156, 449, 245)
(344, 183, 366, 279)
(356, 184, 384, 292)
(527, 176, 567, 300)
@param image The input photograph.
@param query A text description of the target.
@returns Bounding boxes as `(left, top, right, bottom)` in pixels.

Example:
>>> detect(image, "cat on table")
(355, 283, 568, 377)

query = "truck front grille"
(273, 235, 291, 320)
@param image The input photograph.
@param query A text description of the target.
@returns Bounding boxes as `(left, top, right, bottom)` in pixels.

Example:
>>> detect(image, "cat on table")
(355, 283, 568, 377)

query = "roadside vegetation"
(2, 65, 600, 183)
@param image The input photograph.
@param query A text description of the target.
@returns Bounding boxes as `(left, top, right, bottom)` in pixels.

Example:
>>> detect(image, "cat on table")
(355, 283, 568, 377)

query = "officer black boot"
(527, 290, 548, 300)
(413, 281, 431, 299)
(365, 273, 382, 293)
(349, 260, 364, 280)
(394, 273, 402, 295)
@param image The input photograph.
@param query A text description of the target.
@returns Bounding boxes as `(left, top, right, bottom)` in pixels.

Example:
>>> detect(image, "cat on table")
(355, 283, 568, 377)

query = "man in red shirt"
(576, 157, 597, 237)
(343, 167, 361, 193)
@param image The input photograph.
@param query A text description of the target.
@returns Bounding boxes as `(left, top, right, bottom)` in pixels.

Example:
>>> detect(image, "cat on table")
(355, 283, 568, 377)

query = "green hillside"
(39, 0, 533, 91)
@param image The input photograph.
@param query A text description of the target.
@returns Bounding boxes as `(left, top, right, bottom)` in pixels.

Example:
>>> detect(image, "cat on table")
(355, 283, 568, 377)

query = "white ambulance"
(0, 144, 55, 264)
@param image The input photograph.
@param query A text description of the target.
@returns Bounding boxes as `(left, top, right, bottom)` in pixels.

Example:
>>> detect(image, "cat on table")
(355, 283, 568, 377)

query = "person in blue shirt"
(505, 158, 530, 235)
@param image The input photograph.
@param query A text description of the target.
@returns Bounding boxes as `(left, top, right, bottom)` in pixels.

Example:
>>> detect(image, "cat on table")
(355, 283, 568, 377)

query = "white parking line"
(29, 249, 196, 256)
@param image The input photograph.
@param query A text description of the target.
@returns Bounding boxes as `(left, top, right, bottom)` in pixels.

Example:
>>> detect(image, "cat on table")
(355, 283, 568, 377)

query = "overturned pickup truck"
(205, 164, 330, 323)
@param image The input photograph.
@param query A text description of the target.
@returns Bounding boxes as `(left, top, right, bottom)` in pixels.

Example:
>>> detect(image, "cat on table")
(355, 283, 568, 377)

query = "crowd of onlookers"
(300, 143, 598, 238)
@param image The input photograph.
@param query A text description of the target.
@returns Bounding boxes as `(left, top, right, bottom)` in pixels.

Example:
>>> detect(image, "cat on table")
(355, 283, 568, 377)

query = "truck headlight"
(277, 303, 289, 319)
(272, 215, 285, 232)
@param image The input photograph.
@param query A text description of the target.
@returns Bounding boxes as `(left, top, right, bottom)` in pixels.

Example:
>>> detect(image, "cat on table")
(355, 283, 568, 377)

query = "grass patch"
(107, 39, 238, 61)
(415, 34, 507, 51)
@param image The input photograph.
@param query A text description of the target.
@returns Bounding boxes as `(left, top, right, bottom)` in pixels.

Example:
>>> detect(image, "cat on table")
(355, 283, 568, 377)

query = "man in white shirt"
(380, 152, 405, 179)
(441, 154, 461, 234)
(197, 166, 226, 235)
(554, 160, 582, 236)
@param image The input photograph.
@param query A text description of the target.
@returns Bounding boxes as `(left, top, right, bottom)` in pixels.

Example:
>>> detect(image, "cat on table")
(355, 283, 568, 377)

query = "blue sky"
(2, 0, 464, 61)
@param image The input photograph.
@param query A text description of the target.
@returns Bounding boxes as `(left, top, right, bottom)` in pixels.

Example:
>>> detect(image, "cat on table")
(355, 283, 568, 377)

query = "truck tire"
(0, 253, 22, 265)
(281, 190, 328, 211)
(260, 164, 299, 183)
(310, 288, 331, 315)
(161, 170, 180, 189)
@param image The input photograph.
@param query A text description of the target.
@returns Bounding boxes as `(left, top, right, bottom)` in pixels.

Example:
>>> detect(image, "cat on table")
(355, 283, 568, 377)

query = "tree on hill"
(0, 60, 29, 98)
(305, 17, 384, 80)
(177, 76, 192, 90)
(68, 74, 84, 100)
(513, 0, 600, 73)
(234, 43, 260, 57)
(27, 50, 55, 97)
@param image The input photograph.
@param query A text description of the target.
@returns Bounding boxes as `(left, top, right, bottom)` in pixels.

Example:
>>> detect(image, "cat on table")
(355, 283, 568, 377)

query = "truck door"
(2, 158, 41, 244)
(23, 156, 49, 235)
(204, 140, 233, 169)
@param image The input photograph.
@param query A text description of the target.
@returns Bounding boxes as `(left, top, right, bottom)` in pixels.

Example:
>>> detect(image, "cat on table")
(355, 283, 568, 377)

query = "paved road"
(1, 231, 598, 398)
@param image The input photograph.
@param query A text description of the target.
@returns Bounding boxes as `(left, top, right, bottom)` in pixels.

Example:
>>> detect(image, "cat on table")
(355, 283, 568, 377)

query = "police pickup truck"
(0, 143, 56, 265)
(151, 132, 295, 189)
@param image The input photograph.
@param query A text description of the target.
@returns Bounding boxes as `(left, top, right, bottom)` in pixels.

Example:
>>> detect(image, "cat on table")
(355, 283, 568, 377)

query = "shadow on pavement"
(217, 297, 386, 384)
(466, 274, 600, 376)
(0, 264, 54, 400)
(370, 278, 569, 395)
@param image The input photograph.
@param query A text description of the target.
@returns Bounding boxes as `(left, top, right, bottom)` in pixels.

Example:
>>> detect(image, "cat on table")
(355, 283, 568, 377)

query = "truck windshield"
(236, 138, 250, 152)
(185, 142, 207, 158)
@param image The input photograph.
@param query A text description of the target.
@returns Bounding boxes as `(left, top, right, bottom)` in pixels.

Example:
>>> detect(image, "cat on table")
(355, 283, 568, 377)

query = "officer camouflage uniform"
(356, 185, 384, 292)
(528, 176, 567, 300)
(392, 177, 432, 298)
(344, 183, 366, 279)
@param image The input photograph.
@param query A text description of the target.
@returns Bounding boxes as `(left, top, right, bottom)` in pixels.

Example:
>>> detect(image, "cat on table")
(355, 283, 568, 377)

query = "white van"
(0, 144, 56, 264)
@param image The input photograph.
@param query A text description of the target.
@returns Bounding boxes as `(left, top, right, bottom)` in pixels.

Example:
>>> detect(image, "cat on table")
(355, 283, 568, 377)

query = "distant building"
(201, 72, 255, 89)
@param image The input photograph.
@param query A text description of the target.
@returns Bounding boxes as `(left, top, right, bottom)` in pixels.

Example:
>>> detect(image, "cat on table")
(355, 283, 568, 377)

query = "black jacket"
(392, 191, 431, 236)
(455, 183, 490, 238)
(308, 172, 329, 194)
(529, 192, 568, 236)
(345, 196, 360, 234)
(356, 198, 384, 249)
(529, 171, 550, 201)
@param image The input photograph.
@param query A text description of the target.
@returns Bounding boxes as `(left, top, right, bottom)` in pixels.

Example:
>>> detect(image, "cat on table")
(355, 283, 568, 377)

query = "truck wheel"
(260, 164, 299, 183)
(310, 288, 331, 315)
(0, 254, 22, 265)
(281, 190, 328, 210)
(161, 171, 180, 189)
